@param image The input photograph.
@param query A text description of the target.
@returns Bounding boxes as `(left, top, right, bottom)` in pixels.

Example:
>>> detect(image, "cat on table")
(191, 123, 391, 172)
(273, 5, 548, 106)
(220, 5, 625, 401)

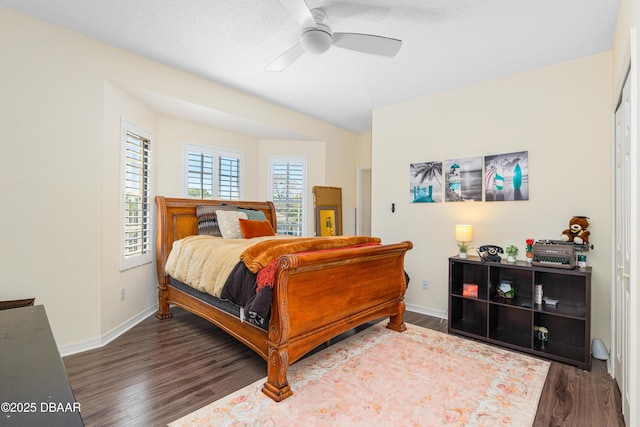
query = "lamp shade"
(455, 224, 473, 242)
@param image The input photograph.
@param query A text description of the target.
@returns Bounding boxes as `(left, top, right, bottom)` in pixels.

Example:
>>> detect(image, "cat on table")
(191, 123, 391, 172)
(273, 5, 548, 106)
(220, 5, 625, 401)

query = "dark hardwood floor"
(63, 308, 625, 426)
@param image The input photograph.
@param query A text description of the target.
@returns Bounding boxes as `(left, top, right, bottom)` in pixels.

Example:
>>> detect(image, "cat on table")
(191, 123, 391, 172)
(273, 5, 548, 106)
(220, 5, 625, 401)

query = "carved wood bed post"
(386, 271, 409, 332)
(386, 299, 407, 332)
(155, 196, 173, 320)
(263, 346, 293, 401)
(156, 282, 172, 320)
(262, 257, 294, 401)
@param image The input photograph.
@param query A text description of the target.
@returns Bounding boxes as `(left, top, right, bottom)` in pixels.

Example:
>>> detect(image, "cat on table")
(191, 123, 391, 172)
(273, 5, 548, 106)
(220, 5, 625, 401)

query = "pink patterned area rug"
(169, 322, 549, 426)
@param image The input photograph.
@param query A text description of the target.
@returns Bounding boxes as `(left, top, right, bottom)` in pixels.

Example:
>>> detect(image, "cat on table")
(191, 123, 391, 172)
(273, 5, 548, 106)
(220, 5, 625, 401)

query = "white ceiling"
(1, 0, 620, 135)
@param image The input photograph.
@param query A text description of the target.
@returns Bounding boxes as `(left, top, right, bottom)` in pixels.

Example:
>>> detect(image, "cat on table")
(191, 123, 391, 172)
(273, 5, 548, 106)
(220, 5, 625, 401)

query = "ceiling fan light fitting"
(300, 28, 332, 54)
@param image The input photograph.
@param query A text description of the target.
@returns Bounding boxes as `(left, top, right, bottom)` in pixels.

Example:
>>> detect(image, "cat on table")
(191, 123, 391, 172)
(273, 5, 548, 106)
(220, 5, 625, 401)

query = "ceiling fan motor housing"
(300, 24, 333, 54)
(267, 3, 401, 70)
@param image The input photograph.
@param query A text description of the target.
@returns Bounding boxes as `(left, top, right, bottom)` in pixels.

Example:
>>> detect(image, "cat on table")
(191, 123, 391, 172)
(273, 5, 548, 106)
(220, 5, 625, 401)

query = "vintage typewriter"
(532, 240, 576, 269)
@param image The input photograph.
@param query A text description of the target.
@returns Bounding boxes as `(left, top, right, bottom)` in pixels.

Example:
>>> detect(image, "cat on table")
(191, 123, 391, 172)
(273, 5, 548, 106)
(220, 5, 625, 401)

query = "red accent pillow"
(239, 218, 276, 239)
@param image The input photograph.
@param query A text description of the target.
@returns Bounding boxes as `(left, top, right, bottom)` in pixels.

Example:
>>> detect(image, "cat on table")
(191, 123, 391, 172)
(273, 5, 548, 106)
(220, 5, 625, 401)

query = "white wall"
(372, 53, 613, 347)
(325, 136, 358, 235)
(0, 6, 359, 350)
(156, 117, 261, 199)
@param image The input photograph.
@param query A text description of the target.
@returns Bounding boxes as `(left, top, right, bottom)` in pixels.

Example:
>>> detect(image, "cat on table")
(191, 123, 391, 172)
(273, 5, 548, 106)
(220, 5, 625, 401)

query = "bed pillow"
(216, 210, 248, 239)
(238, 208, 267, 221)
(239, 218, 276, 239)
(196, 205, 237, 237)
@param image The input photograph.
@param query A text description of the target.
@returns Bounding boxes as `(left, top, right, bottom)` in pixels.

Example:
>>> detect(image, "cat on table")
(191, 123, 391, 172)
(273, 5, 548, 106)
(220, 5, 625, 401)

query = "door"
(613, 67, 631, 422)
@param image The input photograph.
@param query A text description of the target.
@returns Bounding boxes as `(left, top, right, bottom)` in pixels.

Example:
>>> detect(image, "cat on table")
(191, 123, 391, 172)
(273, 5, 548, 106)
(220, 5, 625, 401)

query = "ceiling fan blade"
(276, 0, 317, 28)
(332, 33, 402, 57)
(266, 43, 306, 72)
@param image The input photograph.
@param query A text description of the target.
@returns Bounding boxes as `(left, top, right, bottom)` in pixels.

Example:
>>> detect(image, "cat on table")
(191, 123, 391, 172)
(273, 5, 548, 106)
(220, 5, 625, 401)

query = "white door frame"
(356, 167, 372, 236)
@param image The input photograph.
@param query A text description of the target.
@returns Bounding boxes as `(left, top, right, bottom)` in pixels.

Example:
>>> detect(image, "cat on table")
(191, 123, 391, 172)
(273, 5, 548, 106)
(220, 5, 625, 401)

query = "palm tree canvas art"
(410, 161, 442, 203)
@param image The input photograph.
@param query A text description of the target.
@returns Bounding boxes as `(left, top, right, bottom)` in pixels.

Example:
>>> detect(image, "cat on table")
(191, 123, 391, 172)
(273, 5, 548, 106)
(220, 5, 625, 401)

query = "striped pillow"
(195, 205, 237, 237)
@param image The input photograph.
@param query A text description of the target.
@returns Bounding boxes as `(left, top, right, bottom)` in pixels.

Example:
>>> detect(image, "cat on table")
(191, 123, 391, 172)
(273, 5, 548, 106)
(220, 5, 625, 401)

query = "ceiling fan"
(267, 0, 402, 71)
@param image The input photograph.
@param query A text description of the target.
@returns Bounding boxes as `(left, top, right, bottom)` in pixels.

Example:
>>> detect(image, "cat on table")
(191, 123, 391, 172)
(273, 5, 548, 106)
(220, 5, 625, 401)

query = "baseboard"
(406, 303, 448, 320)
(59, 304, 445, 357)
(59, 305, 157, 357)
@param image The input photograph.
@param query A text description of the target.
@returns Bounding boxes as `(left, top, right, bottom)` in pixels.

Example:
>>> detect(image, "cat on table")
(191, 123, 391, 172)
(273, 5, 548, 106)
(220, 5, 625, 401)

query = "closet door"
(613, 67, 631, 422)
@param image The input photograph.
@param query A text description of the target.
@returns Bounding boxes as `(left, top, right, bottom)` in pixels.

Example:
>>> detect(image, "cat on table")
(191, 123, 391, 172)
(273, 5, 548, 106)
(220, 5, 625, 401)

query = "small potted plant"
(457, 241, 469, 258)
(525, 238, 534, 263)
(505, 245, 519, 262)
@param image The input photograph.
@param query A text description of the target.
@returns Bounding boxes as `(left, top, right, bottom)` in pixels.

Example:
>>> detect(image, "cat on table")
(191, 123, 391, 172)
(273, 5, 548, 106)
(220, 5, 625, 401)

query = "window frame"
(183, 142, 244, 201)
(269, 156, 307, 236)
(119, 119, 153, 271)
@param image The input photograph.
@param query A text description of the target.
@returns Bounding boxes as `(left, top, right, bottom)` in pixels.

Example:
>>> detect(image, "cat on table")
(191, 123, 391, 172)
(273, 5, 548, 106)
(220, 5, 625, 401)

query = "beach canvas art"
(410, 161, 442, 203)
(484, 151, 529, 201)
(444, 157, 483, 202)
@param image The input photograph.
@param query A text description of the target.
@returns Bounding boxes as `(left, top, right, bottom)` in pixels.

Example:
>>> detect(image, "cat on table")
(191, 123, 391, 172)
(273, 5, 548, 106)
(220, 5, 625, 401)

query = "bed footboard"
(261, 241, 413, 402)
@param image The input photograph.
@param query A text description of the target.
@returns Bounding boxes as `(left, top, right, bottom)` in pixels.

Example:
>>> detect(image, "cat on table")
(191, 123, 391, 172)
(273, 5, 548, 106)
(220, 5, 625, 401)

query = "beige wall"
(0, 8, 104, 346)
(157, 117, 261, 199)
(101, 81, 159, 337)
(372, 53, 613, 347)
(0, 6, 358, 350)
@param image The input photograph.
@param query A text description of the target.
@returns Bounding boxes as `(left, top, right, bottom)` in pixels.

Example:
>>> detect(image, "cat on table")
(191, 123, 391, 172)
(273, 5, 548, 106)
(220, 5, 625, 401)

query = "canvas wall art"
(484, 151, 529, 201)
(318, 207, 337, 236)
(410, 161, 442, 203)
(444, 157, 483, 202)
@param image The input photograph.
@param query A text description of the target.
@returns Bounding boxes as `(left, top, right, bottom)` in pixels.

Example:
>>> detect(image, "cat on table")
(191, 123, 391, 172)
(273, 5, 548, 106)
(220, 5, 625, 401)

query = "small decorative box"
(462, 283, 479, 298)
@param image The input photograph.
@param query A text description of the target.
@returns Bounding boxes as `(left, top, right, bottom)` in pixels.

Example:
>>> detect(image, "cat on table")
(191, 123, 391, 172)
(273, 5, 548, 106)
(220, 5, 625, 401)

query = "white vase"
(507, 255, 516, 263)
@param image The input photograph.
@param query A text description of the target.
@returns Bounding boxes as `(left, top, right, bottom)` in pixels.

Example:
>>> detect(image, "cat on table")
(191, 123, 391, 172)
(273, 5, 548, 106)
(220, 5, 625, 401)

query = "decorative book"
(462, 283, 479, 298)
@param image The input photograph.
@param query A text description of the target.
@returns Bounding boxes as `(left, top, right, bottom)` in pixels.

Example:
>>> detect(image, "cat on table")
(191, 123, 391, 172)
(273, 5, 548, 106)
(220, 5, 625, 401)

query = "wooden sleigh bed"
(155, 196, 413, 402)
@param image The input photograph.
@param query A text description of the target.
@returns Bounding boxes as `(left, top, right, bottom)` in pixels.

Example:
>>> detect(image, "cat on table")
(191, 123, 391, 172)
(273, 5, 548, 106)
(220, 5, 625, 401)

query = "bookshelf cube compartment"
(489, 304, 532, 348)
(534, 313, 588, 364)
(450, 259, 488, 300)
(449, 296, 487, 337)
(489, 264, 533, 302)
(534, 270, 589, 320)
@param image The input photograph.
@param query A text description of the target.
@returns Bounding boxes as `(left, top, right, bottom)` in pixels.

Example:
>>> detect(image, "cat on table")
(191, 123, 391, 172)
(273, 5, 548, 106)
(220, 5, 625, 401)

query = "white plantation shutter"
(270, 157, 306, 236)
(218, 156, 240, 200)
(187, 151, 214, 199)
(121, 122, 152, 270)
(184, 144, 242, 200)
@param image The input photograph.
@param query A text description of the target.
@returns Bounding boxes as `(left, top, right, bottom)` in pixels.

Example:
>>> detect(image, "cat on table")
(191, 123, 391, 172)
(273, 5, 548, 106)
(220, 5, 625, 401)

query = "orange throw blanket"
(240, 236, 381, 274)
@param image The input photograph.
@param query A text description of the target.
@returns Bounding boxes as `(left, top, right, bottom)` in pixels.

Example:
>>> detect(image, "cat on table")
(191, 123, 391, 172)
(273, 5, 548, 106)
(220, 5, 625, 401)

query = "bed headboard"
(155, 196, 277, 284)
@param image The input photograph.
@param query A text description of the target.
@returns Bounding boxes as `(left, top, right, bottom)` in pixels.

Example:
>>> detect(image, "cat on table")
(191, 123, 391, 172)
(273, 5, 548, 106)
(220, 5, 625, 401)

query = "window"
(184, 143, 243, 201)
(120, 120, 152, 270)
(270, 156, 306, 236)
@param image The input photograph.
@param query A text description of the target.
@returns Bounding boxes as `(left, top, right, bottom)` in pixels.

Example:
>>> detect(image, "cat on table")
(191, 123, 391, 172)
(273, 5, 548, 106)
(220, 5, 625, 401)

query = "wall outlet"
(120, 287, 125, 301)
(422, 279, 429, 290)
